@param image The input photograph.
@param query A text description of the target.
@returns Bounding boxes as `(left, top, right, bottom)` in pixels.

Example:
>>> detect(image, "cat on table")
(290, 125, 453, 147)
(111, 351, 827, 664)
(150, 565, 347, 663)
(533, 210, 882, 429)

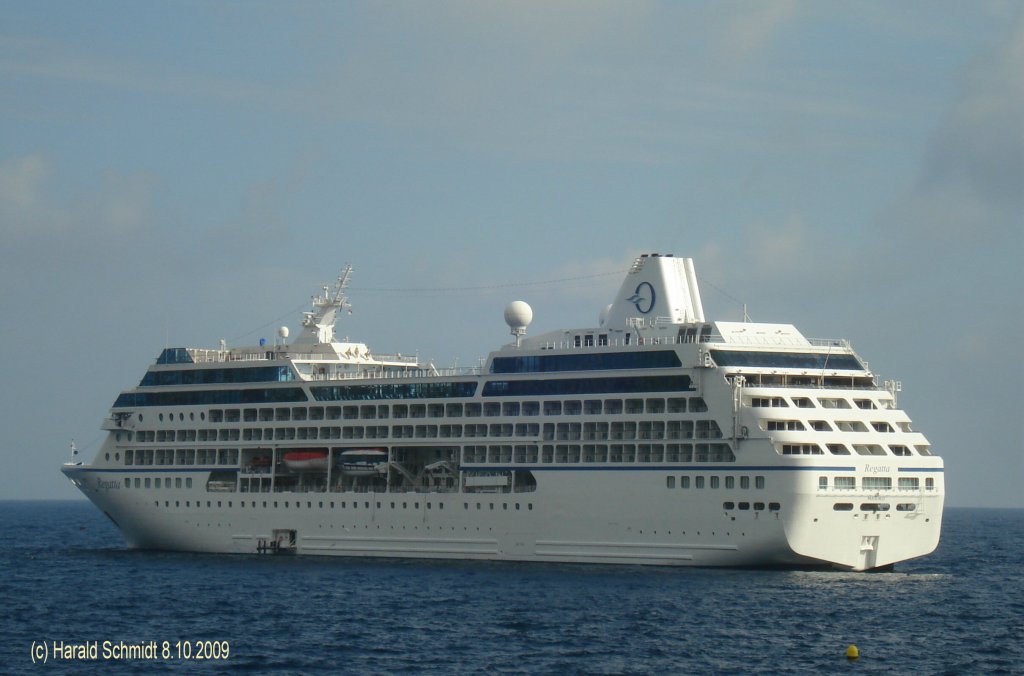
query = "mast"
(297, 265, 353, 345)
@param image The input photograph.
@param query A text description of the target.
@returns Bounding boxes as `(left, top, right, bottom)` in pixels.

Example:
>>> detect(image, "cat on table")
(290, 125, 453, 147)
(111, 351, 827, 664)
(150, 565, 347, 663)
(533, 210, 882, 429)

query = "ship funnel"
(602, 253, 704, 329)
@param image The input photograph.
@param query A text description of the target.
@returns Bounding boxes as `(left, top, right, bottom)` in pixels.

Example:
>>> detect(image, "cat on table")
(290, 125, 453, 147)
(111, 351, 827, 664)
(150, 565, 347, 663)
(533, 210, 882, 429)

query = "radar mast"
(298, 265, 353, 345)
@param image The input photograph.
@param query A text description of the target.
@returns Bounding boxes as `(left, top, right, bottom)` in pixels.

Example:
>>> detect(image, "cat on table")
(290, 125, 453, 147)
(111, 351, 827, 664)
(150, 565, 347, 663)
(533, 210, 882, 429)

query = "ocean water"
(1, 502, 1021, 674)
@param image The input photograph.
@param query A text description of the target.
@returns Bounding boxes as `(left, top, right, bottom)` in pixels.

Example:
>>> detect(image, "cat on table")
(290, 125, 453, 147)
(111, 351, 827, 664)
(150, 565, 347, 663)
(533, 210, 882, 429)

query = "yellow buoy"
(846, 644, 860, 660)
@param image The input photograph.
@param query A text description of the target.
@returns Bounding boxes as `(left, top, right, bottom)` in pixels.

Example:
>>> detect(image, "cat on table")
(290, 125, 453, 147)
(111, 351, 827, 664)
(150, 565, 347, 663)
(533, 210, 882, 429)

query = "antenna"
(504, 301, 533, 347)
(298, 264, 354, 344)
(885, 379, 902, 407)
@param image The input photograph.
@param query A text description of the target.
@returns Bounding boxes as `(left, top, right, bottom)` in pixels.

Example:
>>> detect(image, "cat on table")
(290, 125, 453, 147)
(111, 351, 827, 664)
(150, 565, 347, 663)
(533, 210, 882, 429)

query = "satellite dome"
(504, 301, 533, 331)
(278, 326, 290, 339)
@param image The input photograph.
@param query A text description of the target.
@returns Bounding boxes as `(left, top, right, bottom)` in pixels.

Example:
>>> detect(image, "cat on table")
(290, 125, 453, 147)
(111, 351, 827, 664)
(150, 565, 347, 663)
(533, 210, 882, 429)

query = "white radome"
(504, 300, 533, 332)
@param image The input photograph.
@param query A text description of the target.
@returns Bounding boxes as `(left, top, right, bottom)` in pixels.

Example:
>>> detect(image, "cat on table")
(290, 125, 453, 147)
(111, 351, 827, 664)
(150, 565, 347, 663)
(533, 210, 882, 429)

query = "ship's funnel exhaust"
(603, 253, 704, 329)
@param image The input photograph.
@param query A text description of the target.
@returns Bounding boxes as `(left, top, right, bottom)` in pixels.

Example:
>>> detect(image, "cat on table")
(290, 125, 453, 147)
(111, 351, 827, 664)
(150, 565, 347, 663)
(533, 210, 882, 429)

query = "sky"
(1, 1, 1021, 507)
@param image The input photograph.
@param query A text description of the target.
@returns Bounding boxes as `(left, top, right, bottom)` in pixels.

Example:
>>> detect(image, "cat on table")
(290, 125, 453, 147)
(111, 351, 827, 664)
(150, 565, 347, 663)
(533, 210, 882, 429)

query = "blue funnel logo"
(627, 281, 656, 314)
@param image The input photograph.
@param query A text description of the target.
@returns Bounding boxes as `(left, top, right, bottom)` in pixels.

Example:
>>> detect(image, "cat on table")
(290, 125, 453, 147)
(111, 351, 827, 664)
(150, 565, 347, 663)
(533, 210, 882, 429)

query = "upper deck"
(120, 253, 882, 406)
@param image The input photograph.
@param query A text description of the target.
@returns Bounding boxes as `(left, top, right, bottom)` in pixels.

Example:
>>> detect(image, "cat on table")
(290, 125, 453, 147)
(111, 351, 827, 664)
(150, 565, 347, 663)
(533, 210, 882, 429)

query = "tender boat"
(338, 449, 388, 476)
(283, 450, 329, 471)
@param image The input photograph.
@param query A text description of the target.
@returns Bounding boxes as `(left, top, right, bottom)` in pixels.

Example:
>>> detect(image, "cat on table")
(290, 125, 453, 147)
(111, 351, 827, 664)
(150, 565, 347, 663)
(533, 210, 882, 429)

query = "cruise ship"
(63, 254, 944, 570)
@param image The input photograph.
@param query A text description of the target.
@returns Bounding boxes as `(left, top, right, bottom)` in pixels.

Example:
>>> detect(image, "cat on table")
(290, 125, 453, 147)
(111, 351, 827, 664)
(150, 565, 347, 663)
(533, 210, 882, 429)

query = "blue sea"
(2, 502, 1021, 674)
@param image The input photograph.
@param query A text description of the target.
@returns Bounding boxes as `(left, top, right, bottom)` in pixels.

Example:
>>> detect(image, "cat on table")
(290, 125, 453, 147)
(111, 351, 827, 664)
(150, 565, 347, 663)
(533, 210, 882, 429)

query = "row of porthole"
(152, 499, 535, 511)
(833, 502, 917, 512)
(127, 477, 192, 489)
(129, 412, 209, 424)
(154, 412, 205, 422)
(723, 501, 780, 512)
(667, 475, 766, 490)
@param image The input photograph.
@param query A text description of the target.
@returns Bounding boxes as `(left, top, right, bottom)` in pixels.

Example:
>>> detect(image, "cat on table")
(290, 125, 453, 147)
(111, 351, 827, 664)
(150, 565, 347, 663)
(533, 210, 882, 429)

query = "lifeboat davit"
(283, 450, 329, 471)
(339, 448, 388, 476)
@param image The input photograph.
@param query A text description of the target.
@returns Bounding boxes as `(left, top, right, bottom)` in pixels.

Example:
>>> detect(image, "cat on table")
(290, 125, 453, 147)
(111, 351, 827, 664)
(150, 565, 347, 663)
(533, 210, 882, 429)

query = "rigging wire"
(697, 274, 748, 318)
(228, 301, 308, 343)
(350, 269, 625, 294)
(228, 269, 749, 343)
(226, 269, 626, 343)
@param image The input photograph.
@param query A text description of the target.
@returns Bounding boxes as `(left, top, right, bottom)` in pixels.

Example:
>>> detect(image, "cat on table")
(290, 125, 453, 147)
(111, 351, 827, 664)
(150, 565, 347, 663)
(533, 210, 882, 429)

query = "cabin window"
(666, 476, 675, 489)
(863, 477, 892, 490)
(767, 420, 805, 431)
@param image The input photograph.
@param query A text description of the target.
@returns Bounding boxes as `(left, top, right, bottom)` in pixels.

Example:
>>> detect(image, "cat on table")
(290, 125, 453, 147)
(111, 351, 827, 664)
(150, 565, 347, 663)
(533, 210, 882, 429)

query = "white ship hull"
(64, 458, 942, 569)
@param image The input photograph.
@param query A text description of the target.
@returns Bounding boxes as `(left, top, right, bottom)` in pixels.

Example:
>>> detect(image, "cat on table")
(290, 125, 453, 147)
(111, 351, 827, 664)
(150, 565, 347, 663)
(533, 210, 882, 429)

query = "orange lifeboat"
(283, 450, 329, 471)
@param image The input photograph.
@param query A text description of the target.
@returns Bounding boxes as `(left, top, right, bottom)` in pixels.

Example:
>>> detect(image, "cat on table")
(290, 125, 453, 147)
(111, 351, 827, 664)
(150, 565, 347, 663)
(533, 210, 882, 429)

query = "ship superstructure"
(64, 254, 943, 570)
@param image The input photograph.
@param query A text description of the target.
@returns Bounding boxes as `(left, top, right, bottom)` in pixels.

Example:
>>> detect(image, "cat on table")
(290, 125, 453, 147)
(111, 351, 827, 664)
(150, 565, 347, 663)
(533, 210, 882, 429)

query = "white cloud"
(0, 34, 287, 110)
(714, 0, 800, 67)
(0, 152, 49, 219)
(892, 10, 1024, 239)
(0, 152, 154, 247)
